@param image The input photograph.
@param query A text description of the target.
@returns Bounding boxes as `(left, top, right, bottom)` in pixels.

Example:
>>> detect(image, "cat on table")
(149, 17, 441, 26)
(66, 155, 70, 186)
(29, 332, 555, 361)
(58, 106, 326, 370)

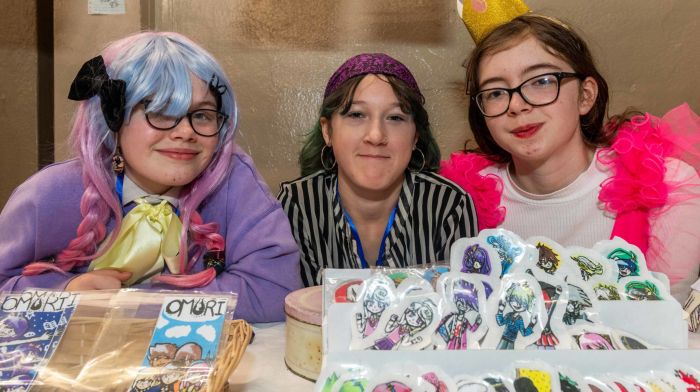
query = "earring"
(112, 148, 125, 174)
(321, 145, 336, 171)
(411, 148, 426, 172)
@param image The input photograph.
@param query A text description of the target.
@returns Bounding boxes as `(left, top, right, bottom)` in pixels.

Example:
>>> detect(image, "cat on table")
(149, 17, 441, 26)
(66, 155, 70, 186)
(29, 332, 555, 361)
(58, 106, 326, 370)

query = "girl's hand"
(65, 269, 132, 291)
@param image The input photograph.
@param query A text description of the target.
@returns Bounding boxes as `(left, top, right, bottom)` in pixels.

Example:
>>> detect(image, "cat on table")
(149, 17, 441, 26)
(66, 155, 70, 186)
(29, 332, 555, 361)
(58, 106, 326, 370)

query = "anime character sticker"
(318, 365, 370, 392)
(592, 282, 622, 301)
(334, 279, 364, 303)
(433, 274, 487, 350)
(622, 280, 662, 301)
(568, 247, 612, 283)
(593, 238, 650, 282)
(574, 332, 615, 350)
(608, 249, 640, 280)
(482, 274, 544, 350)
(524, 269, 567, 350)
(352, 275, 396, 341)
(462, 244, 492, 275)
(535, 242, 561, 275)
(454, 376, 497, 392)
(366, 365, 426, 392)
(450, 238, 502, 300)
(610, 331, 654, 350)
(481, 229, 526, 277)
(562, 280, 598, 326)
(450, 238, 502, 280)
(557, 369, 587, 392)
(517, 237, 572, 279)
(368, 295, 439, 351)
(514, 365, 555, 392)
(673, 367, 700, 391)
(569, 326, 616, 350)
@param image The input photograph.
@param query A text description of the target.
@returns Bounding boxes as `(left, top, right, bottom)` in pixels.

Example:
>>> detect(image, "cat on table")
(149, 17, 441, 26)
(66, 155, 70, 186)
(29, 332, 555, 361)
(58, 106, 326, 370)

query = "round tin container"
(284, 285, 323, 380)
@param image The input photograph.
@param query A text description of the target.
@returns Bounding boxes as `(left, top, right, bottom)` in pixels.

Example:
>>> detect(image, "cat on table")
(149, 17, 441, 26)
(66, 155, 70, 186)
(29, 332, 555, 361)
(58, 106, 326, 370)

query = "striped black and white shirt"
(277, 170, 478, 286)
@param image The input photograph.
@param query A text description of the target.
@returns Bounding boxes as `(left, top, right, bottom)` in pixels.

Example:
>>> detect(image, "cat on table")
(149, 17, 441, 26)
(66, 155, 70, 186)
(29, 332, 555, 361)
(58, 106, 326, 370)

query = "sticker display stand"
(319, 268, 697, 390)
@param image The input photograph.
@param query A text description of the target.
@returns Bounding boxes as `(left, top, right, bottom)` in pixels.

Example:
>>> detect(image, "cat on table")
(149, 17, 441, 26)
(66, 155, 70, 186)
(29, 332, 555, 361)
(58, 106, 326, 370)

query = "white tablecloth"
(228, 322, 314, 391)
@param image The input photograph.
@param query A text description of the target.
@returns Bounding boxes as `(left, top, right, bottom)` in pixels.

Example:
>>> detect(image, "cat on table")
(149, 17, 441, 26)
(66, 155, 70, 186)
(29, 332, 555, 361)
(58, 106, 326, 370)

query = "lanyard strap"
(337, 183, 397, 268)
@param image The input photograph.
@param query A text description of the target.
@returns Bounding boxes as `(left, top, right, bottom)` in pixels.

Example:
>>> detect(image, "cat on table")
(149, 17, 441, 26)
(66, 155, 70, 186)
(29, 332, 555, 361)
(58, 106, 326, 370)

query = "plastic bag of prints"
(9, 288, 239, 392)
(0, 289, 81, 391)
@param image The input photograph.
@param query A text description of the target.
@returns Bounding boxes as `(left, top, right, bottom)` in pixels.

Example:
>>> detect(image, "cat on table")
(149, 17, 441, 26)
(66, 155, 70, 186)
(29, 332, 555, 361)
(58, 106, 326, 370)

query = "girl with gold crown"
(0, 32, 302, 323)
(442, 1, 700, 328)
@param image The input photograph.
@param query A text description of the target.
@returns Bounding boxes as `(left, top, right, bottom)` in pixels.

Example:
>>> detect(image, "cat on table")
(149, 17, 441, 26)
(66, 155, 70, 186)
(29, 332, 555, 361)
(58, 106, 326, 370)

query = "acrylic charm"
(561, 275, 601, 327)
(365, 364, 424, 392)
(365, 292, 440, 351)
(568, 246, 615, 283)
(480, 229, 527, 277)
(433, 273, 488, 350)
(334, 279, 364, 303)
(351, 274, 397, 343)
(511, 361, 561, 392)
(618, 276, 669, 301)
(568, 325, 616, 350)
(591, 281, 624, 301)
(482, 273, 545, 350)
(668, 364, 700, 391)
(453, 375, 497, 392)
(450, 237, 503, 280)
(523, 237, 574, 279)
(593, 238, 651, 282)
(522, 268, 570, 350)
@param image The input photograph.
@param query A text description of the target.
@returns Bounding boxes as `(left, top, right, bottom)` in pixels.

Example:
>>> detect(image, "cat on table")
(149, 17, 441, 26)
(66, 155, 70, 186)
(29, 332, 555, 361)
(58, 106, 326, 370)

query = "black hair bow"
(68, 55, 126, 132)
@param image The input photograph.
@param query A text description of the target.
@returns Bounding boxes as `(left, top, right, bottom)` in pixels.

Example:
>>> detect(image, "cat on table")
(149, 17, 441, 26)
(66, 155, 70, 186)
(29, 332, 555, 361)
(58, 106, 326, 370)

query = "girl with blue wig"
(0, 32, 302, 323)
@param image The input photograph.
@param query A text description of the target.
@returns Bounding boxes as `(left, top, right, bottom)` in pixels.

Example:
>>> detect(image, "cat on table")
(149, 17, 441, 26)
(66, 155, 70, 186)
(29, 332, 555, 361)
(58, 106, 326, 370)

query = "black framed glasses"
(141, 100, 228, 137)
(473, 72, 583, 117)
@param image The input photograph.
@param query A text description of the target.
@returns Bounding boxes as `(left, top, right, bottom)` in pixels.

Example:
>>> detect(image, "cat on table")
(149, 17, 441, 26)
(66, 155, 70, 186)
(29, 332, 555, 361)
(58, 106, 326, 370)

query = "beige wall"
(0, 1, 37, 208)
(2, 1, 699, 208)
(155, 0, 700, 193)
(53, 0, 145, 160)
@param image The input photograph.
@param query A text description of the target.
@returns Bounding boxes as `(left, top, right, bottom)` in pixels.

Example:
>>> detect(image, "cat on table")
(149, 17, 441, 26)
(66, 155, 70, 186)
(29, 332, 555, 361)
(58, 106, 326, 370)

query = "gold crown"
(457, 0, 530, 44)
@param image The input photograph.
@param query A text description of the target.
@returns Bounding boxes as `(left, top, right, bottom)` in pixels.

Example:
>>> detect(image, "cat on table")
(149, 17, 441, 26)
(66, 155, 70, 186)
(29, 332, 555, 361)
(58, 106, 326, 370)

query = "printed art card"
(0, 290, 79, 392)
(128, 295, 230, 392)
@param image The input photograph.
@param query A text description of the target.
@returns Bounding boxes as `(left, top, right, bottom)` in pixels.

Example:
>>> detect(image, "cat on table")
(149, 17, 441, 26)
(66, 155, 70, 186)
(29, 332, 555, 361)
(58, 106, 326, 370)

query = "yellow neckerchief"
(89, 177, 183, 286)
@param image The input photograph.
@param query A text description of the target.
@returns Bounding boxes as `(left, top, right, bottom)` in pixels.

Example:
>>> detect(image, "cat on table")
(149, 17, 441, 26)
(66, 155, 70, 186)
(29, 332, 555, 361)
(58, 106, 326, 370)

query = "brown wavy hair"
(464, 14, 612, 162)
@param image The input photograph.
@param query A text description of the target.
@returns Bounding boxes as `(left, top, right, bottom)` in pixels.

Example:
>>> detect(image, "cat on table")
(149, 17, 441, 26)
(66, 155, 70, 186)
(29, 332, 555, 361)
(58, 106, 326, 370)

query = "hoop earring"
(112, 147, 125, 174)
(411, 148, 425, 172)
(321, 145, 336, 171)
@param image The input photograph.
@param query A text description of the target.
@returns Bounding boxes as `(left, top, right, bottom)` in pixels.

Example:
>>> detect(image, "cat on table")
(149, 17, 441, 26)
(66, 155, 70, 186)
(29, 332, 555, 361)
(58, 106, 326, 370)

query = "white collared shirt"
(121, 175, 181, 208)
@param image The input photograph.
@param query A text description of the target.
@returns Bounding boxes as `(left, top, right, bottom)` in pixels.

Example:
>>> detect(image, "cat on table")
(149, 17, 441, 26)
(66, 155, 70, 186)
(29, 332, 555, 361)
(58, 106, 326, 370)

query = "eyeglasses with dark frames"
(140, 100, 229, 137)
(472, 72, 583, 117)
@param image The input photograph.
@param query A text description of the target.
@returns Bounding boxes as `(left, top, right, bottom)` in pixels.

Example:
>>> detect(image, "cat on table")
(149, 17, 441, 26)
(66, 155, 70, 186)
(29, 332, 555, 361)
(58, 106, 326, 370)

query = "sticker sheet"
(0, 290, 79, 391)
(128, 295, 229, 392)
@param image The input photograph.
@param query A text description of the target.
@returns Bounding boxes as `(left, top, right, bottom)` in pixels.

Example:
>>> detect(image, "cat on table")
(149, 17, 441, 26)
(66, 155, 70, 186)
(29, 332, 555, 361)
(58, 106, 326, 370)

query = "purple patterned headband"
(323, 53, 423, 101)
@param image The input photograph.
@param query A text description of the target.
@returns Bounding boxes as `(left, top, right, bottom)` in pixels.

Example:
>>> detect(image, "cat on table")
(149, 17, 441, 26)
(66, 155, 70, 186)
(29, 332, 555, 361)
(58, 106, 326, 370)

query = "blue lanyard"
(337, 183, 397, 268)
(115, 172, 125, 205)
(115, 173, 179, 216)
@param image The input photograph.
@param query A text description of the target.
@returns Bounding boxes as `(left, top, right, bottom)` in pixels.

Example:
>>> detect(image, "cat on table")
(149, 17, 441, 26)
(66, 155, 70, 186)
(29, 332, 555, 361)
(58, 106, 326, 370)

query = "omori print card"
(0, 290, 79, 391)
(128, 295, 230, 392)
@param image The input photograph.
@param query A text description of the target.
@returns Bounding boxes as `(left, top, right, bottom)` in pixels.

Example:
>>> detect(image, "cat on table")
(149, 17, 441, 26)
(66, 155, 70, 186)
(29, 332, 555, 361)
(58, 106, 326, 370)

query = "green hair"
(299, 74, 440, 176)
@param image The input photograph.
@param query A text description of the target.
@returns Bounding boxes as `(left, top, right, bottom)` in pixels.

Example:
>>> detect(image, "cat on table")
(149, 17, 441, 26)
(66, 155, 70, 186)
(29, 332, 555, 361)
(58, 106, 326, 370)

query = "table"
(227, 322, 700, 391)
(228, 322, 314, 391)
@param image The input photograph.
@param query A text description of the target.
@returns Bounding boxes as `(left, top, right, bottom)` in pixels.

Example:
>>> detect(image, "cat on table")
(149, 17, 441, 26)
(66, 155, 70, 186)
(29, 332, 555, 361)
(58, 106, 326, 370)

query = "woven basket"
(31, 316, 252, 392)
